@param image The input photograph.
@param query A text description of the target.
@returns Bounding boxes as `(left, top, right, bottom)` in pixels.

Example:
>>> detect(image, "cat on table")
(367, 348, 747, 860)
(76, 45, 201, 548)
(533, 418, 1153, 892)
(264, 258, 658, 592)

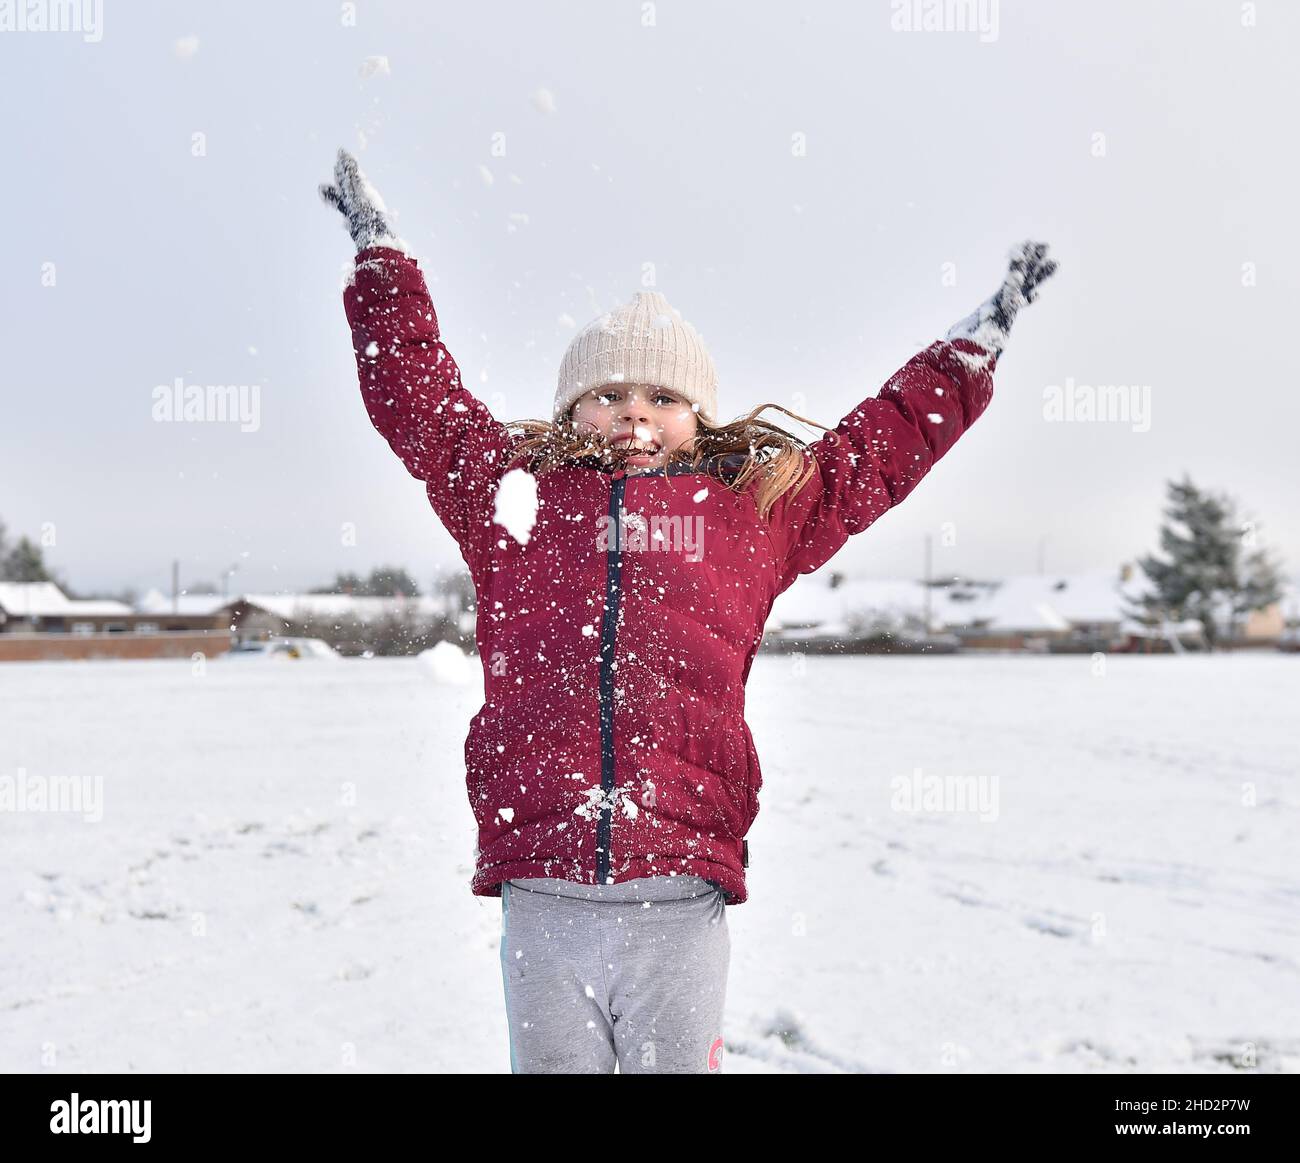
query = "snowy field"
(1, 651, 1297, 1074)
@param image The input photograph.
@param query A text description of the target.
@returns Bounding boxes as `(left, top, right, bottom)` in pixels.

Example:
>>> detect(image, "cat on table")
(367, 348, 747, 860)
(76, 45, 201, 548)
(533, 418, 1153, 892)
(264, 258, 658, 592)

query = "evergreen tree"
(433, 568, 475, 613)
(2, 535, 54, 583)
(311, 567, 421, 597)
(311, 571, 365, 596)
(364, 565, 421, 597)
(1125, 474, 1287, 650)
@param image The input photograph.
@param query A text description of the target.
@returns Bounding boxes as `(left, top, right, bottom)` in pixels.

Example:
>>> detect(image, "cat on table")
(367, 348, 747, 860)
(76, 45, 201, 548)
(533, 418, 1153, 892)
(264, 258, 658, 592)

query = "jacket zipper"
(595, 469, 627, 886)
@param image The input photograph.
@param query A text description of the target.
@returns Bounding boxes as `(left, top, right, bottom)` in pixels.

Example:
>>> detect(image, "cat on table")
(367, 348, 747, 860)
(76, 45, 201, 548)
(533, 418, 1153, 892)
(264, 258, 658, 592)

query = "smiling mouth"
(612, 437, 662, 456)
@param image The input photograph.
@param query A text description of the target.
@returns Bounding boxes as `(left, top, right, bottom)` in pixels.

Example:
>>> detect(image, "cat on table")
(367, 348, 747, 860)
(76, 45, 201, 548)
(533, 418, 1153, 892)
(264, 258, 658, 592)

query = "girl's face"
(569, 383, 700, 473)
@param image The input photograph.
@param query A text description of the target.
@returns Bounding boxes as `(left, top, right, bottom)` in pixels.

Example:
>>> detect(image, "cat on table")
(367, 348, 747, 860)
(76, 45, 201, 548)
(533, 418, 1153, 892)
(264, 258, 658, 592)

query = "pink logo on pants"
(707, 1036, 724, 1072)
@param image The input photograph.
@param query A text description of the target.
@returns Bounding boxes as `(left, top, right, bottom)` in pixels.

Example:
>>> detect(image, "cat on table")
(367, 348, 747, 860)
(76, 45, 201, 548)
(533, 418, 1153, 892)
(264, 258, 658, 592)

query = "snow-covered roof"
(767, 567, 1158, 635)
(135, 588, 232, 617)
(236, 592, 452, 623)
(768, 576, 930, 631)
(949, 569, 1151, 632)
(133, 588, 456, 621)
(0, 581, 133, 618)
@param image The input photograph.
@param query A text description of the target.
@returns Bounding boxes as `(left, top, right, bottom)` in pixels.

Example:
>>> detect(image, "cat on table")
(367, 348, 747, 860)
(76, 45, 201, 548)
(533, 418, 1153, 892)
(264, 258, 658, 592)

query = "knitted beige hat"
(554, 290, 719, 425)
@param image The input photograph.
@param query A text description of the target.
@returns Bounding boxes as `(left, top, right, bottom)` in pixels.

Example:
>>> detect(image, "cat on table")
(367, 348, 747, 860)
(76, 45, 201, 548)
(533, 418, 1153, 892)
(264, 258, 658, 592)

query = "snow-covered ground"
(1, 651, 1297, 1074)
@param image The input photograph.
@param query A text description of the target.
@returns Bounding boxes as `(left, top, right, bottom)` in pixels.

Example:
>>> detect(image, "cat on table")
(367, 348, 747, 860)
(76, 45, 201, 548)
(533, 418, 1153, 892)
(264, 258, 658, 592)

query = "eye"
(594, 390, 620, 405)
(654, 392, 680, 406)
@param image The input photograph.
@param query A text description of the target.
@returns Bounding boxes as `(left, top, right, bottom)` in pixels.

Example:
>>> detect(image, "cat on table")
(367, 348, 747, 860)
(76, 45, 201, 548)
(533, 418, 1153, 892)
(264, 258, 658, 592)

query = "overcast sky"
(3, 0, 1296, 598)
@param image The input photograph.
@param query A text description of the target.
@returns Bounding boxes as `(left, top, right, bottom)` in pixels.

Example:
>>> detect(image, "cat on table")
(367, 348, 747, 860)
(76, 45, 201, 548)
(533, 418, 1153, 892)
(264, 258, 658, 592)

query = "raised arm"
(320, 149, 513, 555)
(768, 240, 1057, 593)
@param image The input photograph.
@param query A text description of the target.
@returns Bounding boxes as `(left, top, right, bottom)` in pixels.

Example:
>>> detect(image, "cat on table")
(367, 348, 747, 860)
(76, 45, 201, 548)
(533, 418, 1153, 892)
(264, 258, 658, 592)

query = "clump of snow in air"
(364, 341, 379, 358)
(506, 212, 530, 233)
(531, 88, 556, 114)
(497, 807, 514, 824)
(173, 35, 199, 58)
(358, 55, 390, 81)
(651, 314, 674, 329)
(417, 640, 478, 685)
(558, 313, 576, 329)
(478, 165, 494, 187)
(693, 487, 709, 503)
(494, 468, 539, 545)
(926, 412, 943, 423)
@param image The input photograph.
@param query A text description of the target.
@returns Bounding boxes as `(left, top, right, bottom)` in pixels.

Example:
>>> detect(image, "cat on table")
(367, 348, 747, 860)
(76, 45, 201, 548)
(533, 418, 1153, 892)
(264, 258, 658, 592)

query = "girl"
(320, 149, 1057, 1074)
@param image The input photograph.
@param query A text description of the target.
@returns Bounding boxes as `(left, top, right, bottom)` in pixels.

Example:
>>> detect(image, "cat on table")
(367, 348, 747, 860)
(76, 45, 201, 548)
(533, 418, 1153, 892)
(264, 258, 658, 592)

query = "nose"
(618, 394, 652, 426)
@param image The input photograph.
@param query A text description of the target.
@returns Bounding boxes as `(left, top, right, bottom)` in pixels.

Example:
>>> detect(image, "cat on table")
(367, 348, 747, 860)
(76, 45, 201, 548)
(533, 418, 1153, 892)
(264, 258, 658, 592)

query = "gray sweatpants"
(498, 874, 730, 1074)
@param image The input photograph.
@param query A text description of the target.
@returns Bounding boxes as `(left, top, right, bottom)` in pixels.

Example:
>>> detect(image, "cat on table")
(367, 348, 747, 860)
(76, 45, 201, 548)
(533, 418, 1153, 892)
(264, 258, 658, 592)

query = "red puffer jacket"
(344, 246, 996, 905)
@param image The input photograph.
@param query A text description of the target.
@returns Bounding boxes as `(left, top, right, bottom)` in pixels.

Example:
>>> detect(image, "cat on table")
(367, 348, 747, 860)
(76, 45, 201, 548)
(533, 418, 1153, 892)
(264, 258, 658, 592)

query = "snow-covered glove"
(945, 240, 1058, 359)
(318, 148, 404, 252)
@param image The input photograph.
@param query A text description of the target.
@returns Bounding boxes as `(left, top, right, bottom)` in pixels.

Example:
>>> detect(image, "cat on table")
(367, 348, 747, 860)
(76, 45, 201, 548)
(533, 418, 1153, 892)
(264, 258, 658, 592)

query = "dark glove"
(945, 240, 1058, 359)
(318, 147, 404, 252)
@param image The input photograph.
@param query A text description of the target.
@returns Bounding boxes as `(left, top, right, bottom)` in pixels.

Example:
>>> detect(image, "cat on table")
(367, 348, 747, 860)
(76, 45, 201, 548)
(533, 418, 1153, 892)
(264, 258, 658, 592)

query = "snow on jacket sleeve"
(343, 245, 513, 554)
(768, 337, 996, 594)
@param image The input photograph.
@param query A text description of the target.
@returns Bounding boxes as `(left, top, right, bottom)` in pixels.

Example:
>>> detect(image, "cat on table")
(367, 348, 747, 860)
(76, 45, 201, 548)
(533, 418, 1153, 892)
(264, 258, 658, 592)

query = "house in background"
(134, 588, 232, 632)
(220, 592, 469, 655)
(0, 582, 231, 661)
(0, 582, 474, 662)
(762, 573, 961, 653)
(933, 568, 1188, 652)
(763, 565, 1296, 654)
(0, 581, 134, 635)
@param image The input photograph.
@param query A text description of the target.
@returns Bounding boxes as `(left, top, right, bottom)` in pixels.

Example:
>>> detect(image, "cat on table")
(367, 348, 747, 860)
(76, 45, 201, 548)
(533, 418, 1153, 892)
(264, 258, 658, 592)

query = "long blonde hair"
(502, 403, 840, 521)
